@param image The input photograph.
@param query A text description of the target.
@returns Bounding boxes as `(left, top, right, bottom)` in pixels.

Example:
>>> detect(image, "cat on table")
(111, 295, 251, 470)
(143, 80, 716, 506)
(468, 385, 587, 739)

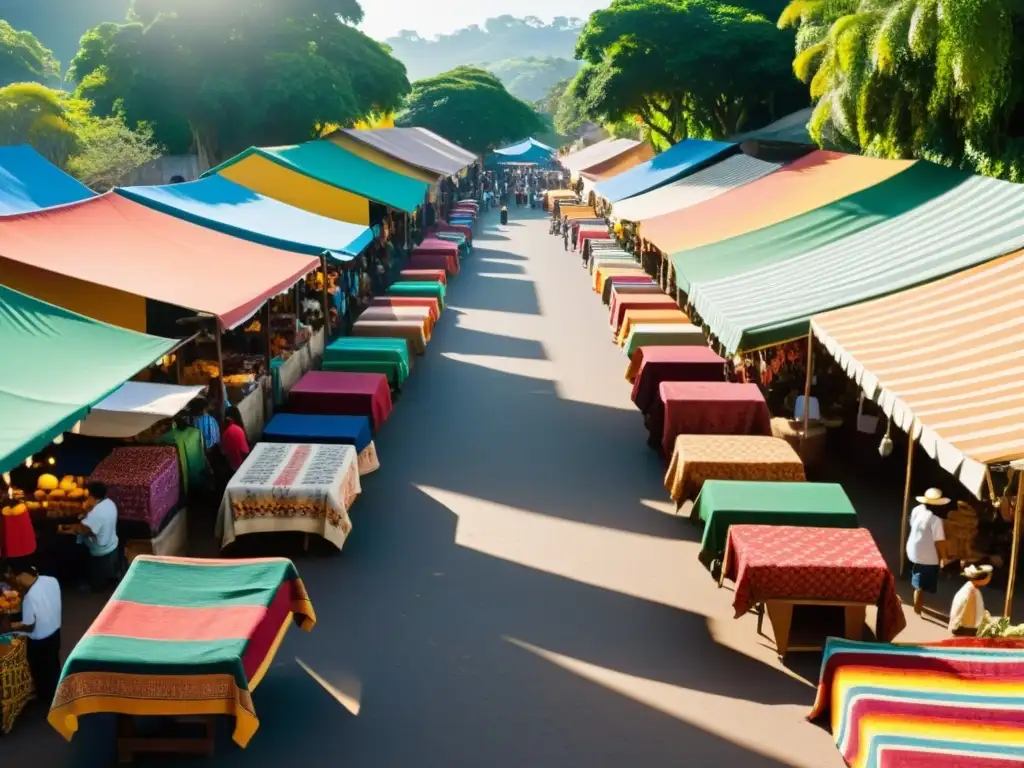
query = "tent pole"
(898, 430, 916, 577)
(1004, 469, 1024, 618)
(261, 302, 272, 365)
(215, 321, 225, 425)
(320, 255, 330, 340)
(800, 332, 814, 450)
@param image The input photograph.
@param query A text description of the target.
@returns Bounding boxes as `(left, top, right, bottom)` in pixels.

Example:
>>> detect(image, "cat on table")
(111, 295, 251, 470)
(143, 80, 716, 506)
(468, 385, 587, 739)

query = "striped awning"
(811, 250, 1024, 495)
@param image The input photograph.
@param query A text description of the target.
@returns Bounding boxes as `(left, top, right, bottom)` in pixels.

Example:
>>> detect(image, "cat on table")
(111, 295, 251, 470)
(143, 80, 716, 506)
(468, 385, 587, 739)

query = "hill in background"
(485, 56, 581, 104)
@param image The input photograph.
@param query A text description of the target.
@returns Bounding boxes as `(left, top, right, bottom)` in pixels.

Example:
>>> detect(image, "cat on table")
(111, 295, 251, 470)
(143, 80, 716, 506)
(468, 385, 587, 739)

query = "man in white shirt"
(60, 481, 121, 592)
(905, 487, 951, 615)
(5, 564, 62, 704)
(949, 564, 993, 635)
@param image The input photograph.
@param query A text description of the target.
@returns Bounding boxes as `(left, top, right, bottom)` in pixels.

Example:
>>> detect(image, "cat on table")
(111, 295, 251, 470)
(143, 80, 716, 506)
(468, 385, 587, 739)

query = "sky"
(359, 1, 609, 41)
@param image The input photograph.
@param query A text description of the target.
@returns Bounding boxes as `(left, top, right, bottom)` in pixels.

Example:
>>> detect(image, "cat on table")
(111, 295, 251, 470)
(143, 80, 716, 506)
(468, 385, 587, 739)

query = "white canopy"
(561, 139, 641, 176)
(79, 382, 205, 438)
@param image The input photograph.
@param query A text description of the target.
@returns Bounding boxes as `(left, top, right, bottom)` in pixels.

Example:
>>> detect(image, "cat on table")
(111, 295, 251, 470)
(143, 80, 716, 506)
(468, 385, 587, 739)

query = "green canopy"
(692, 480, 859, 563)
(0, 286, 176, 473)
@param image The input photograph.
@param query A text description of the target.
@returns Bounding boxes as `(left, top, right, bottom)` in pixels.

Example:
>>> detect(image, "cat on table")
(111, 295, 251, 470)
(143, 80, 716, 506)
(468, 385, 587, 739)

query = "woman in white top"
(5, 564, 62, 704)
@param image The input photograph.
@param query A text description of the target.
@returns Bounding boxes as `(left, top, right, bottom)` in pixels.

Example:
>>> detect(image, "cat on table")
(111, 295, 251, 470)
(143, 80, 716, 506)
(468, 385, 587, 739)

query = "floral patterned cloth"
(90, 446, 181, 533)
(724, 525, 906, 642)
(216, 443, 361, 551)
(663, 435, 805, 504)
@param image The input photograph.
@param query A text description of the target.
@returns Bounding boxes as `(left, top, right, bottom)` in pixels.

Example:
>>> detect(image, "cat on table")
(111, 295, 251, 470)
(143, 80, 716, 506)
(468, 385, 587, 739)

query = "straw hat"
(916, 487, 951, 506)
(962, 564, 994, 581)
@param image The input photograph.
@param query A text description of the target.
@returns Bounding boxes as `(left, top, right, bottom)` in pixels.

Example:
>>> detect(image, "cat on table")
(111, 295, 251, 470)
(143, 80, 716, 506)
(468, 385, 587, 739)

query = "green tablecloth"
(323, 338, 411, 388)
(693, 480, 859, 563)
(435, 232, 469, 254)
(387, 281, 446, 307)
(623, 323, 705, 358)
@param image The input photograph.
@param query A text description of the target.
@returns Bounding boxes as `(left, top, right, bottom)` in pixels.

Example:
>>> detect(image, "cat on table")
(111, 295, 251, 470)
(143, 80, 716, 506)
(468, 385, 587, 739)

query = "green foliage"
(69, 1, 410, 163)
(0, 20, 61, 86)
(398, 66, 544, 155)
(64, 110, 161, 191)
(0, 83, 78, 164)
(782, 0, 1024, 180)
(569, 0, 806, 145)
(485, 57, 582, 103)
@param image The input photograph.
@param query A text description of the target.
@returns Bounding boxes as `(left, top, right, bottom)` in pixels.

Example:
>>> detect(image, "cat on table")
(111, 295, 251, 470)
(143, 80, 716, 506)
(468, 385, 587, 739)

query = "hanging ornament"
(878, 417, 894, 458)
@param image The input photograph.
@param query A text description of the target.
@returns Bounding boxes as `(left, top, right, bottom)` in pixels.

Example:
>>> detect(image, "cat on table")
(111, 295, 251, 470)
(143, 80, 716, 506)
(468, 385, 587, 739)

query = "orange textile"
(581, 143, 656, 181)
(616, 309, 690, 346)
(641, 151, 913, 255)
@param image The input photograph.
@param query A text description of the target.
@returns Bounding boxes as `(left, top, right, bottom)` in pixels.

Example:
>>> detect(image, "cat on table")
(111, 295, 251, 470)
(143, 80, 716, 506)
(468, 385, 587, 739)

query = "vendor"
(58, 481, 120, 592)
(222, 406, 251, 473)
(949, 564, 993, 636)
(905, 487, 951, 615)
(3, 564, 61, 704)
(189, 396, 221, 453)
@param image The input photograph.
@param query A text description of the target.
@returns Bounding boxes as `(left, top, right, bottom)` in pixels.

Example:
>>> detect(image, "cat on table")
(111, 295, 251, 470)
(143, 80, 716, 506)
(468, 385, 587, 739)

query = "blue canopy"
(488, 138, 556, 166)
(594, 139, 737, 203)
(116, 175, 374, 259)
(0, 145, 95, 214)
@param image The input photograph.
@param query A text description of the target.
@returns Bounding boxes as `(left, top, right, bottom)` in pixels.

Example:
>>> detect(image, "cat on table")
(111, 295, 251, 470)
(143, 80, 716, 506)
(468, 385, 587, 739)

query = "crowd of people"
(480, 167, 569, 213)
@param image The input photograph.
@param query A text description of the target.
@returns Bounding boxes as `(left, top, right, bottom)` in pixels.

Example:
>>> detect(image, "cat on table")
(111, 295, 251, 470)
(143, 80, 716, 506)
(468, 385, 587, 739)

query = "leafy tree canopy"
(397, 66, 544, 155)
(70, 0, 410, 164)
(569, 0, 805, 145)
(0, 20, 60, 86)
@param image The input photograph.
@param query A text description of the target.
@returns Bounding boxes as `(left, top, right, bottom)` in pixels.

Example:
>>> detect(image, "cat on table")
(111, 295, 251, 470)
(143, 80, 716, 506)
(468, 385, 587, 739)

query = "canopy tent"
(327, 132, 440, 185)
(812, 249, 1024, 496)
(729, 108, 815, 146)
(487, 138, 556, 166)
(0, 193, 320, 332)
(0, 285, 176, 473)
(611, 154, 781, 223)
(79, 382, 206, 439)
(117, 175, 373, 260)
(207, 141, 429, 221)
(334, 127, 476, 176)
(641, 150, 913, 255)
(578, 143, 655, 181)
(594, 140, 735, 203)
(561, 138, 642, 176)
(0, 144, 95, 214)
(680, 164, 1024, 353)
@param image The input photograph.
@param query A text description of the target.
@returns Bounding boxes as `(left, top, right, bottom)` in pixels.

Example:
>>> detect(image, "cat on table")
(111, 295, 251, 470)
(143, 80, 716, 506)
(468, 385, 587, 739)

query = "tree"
(68, 0, 410, 165)
(780, 0, 1024, 180)
(0, 20, 60, 86)
(486, 57, 582, 104)
(0, 83, 78, 165)
(570, 0, 805, 144)
(64, 110, 161, 191)
(397, 66, 544, 155)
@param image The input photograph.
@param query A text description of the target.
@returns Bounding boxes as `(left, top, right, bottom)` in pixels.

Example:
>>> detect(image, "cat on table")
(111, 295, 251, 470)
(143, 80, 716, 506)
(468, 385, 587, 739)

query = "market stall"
(650, 382, 771, 455)
(287, 371, 393, 432)
(407, 252, 459, 276)
(90, 447, 182, 536)
(217, 443, 361, 551)
(664, 434, 806, 505)
(616, 308, 690, 347)
(595, 265, 648, 296)
(603, 275, 658, 304)
(628, 346, 726, 407)
(623, 323, 707, 361)
(610, 294, 679, 335)
(369, 296, 441, 322)
(809, 637, 1024, 767)
(352, 319, 427, 356)
(399, 269, 448, 286)
(721, 525, 904, 655)
(321, 337, 412, 389)
(358, 307, 434, 341)
(386, 281, 446, 308)
(263, 414, 379, 475)
(48, 555, 316, 753)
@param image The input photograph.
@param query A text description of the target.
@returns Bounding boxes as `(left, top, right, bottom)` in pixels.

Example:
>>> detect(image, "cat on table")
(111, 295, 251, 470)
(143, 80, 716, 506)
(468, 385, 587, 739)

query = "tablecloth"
(577, 228, 610, 251)
(322, 337, 412, 389)
(287, 370, 392, 431)
(407, 253, 459, 276)
(664, 435, 806, 504)
(627, 345, 725, 404)
(616, 309, 690, 347)
(623, 324, 706, 359)
(416, 237, 459, 254)
(262, 414, 379, 475)
(387, 281, 446, 307)
(358, 307, 434, 341)
(653, 382, 771, 455)
(90, 446, 181, 533)
(236, 380, 270, 444)
(217, 443, 361, 550)
(399, 269, 447, 286)
(594, 265, 647, 294)
(724, 525, 905, 642)
(48, 556, 316, 748)
(610, 294, 679, 334)
(270, 351, 304, 407)
(353, 320, 427, 355)
(693, 480, 858, 562)
(589, 255, 635, 276)
(369, 297, 440, 321)
(609, 284, 663, 306)
(434, 222, 472, 241)
(602, 276, 657, 304)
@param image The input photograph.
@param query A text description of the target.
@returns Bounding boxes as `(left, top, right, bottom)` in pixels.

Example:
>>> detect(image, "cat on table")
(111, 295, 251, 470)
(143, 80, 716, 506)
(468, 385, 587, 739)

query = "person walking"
(905, 487, 951, 615)
(5, 564, 62, 705)
(949, 564, 993, 636)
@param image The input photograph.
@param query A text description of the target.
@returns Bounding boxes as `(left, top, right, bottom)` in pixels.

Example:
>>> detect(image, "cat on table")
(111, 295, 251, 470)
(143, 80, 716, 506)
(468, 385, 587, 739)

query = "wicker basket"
(0, 636, 33, 734)
(944, 502, 981, 562)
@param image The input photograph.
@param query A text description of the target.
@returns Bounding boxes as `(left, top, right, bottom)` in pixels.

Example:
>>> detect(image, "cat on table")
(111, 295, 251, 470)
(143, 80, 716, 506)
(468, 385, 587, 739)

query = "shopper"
(5, 564, 62, 704)
(905, 487, 951, 615)
(222, 405, 251, 472)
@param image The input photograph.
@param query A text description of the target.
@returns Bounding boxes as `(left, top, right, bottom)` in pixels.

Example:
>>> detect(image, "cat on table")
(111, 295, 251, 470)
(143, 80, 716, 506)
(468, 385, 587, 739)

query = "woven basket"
(945, 503, 981, 562)
(0, 637, 33, 734)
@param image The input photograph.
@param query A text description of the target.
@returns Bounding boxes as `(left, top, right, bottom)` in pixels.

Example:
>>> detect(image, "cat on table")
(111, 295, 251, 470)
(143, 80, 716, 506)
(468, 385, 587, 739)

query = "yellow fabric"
(0, 257, 148, 332)
(218, 155, 371, 225)
(583, 144, 656, 180)
(328, 134, 438, 185)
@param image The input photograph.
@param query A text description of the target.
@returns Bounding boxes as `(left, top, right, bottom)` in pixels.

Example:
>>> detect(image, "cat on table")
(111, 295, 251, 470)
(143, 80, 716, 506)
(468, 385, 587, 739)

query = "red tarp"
(0, 193, 320, 328)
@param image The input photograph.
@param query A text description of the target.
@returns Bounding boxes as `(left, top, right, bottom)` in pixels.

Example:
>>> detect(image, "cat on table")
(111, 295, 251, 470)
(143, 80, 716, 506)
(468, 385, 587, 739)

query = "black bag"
(500, 209, 508, 225)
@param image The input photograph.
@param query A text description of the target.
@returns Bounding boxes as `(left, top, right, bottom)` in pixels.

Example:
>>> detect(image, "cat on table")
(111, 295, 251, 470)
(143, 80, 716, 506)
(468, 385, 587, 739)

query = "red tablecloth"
(724, 525, 906, 642)
(287, 371, 393, 431)
(0, 511, 36, 558)
(610, 294, 679, 333)
(90, 446, 181, 532)
(415, 238, 458, 255)
(399, 269, 447, 286)
(630, 346, 726, 414)
(652, 381, 771, 455)
(369, 297, 440, 321)
(577, 228, 610, 251)
(407, 253, 459, 276)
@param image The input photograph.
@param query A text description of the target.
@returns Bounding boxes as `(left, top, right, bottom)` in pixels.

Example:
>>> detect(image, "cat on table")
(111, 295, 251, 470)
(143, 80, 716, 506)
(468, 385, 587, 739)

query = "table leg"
(765, 601, 793, 658)
(843, 605, 866, 641)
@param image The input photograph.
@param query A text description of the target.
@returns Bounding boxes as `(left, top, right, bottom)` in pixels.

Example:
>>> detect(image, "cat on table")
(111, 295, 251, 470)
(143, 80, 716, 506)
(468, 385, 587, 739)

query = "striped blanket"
(809, 637, 1024, 767)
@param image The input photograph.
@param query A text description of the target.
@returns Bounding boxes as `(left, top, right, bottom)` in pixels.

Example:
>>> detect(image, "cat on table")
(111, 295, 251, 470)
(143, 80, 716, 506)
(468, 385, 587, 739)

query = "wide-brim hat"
(962, 564, 994, 580)
(916, 487, 951, 506)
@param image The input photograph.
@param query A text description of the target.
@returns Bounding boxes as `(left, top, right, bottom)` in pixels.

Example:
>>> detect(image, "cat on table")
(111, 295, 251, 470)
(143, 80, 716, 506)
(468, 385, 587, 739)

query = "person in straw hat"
(905, 487, 952, 615)
(949, 564, 993, 636)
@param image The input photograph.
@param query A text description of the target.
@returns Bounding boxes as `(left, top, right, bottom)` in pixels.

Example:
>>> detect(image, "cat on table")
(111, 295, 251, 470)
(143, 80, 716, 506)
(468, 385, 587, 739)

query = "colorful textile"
(653, 382, 771, 455)
(359, 307, 433, 341)
(610, 294, 679, 334)
(322, 337, 411, 389)
(595, 265, 647, 295)
(623, 324, 706, 359)
(627, 344, 725, 400)
(288, 371, 393, 431)
(608, 283, 663, 306)
(352, 320, 427, 356)
(562, 138, 642, 175)
(387, 281, 446, 307)
(723, 525, 904, 642)
(155, 425, 208, 496)
(399, 269, 447, 286)
(415, 237, 459, 255)
(48, 555, 316, 747)
(433, 222, 471, 241)
(369, 297, 440, 321)
(217, 443, 361, 550)
(407, 253, 459, 276)
(577, 228, 610, 252)
(1, 635, 33, 734)
(594, 138, 735, 203)
(0, 145, 95, 214)
(590, 255, 636, 276)
(808, 637, 1024, 768)
(90, 446, 181, 533)
(602, 276, 658, 304)
(333, 127, 475, 176)
(616, 309, 690, 346)
(663, 435, 805, 504)
(262, 414, 379, 475)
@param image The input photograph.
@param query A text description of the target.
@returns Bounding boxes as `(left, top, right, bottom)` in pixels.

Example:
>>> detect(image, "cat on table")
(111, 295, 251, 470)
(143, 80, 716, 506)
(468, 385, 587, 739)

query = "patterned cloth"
(217, 443, 361, 551)
(1, 635, 32, 734)
(353, 320, 427, 356)
(90, 446, 181, 533)
(663, 435, 805, 504)
(594, 266, 647, 295)
(653, 382, 771, 455)
(628, 346, 726, 411)
(358, 307, 434, 341)
(48, 556, 315, 748)
(809, 637, 1024, 768)
(617, 309, 691, 347)
(724, 525, 905, 642)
